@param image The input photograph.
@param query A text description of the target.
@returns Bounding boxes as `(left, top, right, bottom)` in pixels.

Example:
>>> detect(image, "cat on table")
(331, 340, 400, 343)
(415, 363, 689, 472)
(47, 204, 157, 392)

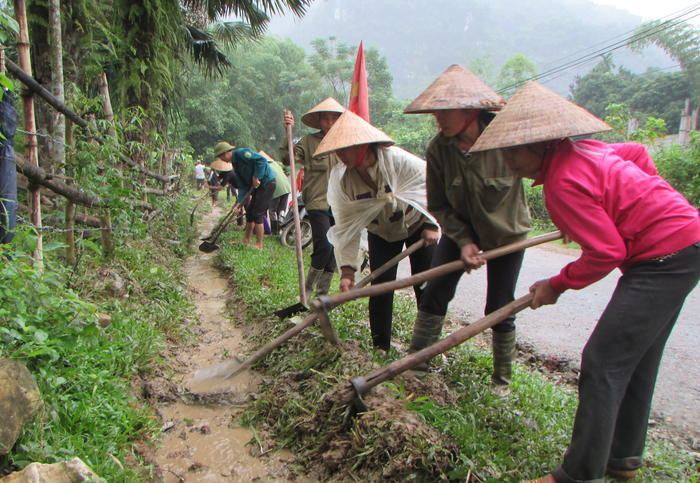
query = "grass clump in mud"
(217, 230, 699, 482)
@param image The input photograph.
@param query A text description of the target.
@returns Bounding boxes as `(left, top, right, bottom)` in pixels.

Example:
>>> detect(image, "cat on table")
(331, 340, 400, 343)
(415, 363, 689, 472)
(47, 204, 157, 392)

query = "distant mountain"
(267, 0, 673, 99)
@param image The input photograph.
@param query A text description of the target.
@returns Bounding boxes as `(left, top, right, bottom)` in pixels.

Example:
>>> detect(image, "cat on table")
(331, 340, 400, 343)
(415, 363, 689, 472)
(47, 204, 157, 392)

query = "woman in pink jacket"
(471, 81, 700, 483)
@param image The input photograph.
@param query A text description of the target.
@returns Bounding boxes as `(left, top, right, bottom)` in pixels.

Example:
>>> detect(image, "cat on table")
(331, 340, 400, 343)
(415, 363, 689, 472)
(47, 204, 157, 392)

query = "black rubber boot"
(492, 329, 516, 386)
(305, 267, 323, 295)
(407, 311, 445, 372)
(315, 270, 334, 297)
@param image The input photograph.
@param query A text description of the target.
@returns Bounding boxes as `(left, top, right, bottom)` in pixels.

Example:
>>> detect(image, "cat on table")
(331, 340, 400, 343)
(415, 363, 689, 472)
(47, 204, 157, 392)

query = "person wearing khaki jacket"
(315, 111, 439, 352)
(281, 98, 345, 297)
(404, 65, 531, 384)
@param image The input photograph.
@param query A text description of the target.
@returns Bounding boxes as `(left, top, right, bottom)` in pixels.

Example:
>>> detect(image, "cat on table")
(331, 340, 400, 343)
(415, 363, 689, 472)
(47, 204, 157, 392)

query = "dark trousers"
(245, 180, 276, 224)
(554, 242, 700, 483)
(367, 229, 436, 350)
(308, 209, 336, 272)
(268, 193, 289, 221)
(418, 234, 524, 332)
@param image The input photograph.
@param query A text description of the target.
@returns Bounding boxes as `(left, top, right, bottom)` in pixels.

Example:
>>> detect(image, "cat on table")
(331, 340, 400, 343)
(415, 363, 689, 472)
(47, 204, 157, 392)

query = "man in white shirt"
(194, 160, 206, 189)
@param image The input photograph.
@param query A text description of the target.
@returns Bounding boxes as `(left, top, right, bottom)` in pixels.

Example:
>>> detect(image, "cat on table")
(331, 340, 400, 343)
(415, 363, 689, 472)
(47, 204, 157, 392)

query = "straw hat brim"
(404, 64, 506, 114)
(258, 150, 274, 161)
(313, 111, 394, 157)
(301, 97, 346, 129)
(470, 81, 611, 152)
(210, 160, 233, 172)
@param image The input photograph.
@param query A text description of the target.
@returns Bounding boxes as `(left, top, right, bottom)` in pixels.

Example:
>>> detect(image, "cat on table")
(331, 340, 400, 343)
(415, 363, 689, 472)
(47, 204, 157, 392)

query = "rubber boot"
(270, 220, 279, 235)
(315, 270, 334, 297)
(407, 311, 445, 372)
(492, 329, 516, 386)
(305, 267, 323, 296)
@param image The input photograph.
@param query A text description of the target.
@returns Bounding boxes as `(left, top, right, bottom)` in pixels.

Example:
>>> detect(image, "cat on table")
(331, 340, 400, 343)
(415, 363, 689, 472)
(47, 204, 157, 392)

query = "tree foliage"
(630, 20, 700, 114)
(308, 37, 394, 126)
(496, 53, 538, 97)
(570, 57, 691, 131)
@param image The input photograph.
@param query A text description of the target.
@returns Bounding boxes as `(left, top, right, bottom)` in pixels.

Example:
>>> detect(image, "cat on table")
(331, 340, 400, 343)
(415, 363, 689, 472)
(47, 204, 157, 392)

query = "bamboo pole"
(337, 294, 534, 404)
(100, 211, 113, 258)
(65, 119, 75, 263)
(285, 112, 307, 306)
(313, 231, 562, 309)
(5, 59, 177, 184)
(98, 72, 116, 137)
(48, 0, 65, 173)
(14, 0, 42, 267)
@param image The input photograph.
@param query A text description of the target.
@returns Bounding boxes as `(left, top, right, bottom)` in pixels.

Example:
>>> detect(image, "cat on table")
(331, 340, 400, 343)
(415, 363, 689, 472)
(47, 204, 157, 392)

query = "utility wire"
(497, 6, 700, 93)
(500, 8, 700, 92)
(536, 3, 700, 73)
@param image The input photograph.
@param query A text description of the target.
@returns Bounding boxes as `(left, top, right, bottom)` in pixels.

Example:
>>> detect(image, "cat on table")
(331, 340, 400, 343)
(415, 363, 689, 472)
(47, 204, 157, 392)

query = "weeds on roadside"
(0, 191, 199, 481)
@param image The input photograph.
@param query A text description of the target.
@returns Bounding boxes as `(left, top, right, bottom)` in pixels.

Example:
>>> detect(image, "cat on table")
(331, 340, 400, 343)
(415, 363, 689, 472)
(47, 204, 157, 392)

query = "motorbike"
(278, 193, 312, 249)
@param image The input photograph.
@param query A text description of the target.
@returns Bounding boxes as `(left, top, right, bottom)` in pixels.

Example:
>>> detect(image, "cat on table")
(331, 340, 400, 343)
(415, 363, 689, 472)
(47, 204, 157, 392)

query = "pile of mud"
(241, 325, 463, 481)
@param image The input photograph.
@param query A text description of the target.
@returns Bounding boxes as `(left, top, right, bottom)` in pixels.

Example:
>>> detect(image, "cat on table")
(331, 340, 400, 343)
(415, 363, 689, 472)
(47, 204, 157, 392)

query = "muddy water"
(153, 205, 301, 482)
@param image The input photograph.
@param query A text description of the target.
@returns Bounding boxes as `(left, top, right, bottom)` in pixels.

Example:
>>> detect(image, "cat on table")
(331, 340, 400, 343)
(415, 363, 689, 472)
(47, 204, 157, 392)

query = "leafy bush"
(0, 191, 197, 481)
(654, 132, 700, 207)
(524, 180, 555, 232)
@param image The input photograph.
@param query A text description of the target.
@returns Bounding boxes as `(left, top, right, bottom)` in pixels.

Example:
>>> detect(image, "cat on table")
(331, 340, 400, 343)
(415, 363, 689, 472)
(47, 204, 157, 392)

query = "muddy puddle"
(152, 205, 306, 482)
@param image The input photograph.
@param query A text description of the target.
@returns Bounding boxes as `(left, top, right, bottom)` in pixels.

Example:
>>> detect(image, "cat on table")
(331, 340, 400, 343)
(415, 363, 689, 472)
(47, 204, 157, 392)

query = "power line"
(497, 6, 700, 94)
(536, 3, 700, 73)
(504, 8, 700, 91)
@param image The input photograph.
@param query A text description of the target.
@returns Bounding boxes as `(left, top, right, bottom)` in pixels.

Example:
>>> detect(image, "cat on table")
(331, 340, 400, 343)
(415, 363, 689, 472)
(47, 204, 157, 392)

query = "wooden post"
(98, 72, 116, 137)
(65, 119, 75, 263)
(679, 99, 691, 146)
(65, 201, 75, 263)
(100, 211, 113, 258)
(14, 0, 42, 268)
(48, 0, 66, 173)
(285, 112, 307, 306)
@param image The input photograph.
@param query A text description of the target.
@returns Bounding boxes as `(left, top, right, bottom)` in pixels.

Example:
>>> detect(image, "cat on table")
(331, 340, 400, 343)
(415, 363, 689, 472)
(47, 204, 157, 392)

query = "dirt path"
(399, 242, 700, 445)
(151, 205, 302, 482)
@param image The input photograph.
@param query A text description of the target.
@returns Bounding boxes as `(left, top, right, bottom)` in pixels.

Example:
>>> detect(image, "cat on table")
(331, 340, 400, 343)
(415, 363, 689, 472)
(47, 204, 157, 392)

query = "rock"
(0, 359, 43, 455)
(96, 314, 112, 328)
(95, 269, 126, 298)
(0, 457, 102, 482)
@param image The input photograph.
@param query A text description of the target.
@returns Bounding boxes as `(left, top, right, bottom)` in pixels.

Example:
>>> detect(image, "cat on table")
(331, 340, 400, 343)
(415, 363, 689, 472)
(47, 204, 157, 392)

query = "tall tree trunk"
(49, 0, 66, 171)
(65, 119, 75, 263)
(98, 72, 116, 137)
(14, 0, 42, 267)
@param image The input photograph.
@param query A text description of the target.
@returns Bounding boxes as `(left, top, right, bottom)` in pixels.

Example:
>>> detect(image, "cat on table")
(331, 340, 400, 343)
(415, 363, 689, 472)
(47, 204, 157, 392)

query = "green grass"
(216, 230, 699, 482)
(0, 192, 200, 481)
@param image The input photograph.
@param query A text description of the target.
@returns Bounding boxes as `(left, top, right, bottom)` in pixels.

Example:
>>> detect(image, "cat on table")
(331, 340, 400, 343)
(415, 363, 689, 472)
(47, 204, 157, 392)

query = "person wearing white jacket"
(314, 111, 440, 351)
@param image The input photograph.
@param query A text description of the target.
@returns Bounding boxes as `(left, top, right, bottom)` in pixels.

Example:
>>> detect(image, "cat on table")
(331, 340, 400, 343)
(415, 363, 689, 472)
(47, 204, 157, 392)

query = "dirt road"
(400, 242, 700, 442)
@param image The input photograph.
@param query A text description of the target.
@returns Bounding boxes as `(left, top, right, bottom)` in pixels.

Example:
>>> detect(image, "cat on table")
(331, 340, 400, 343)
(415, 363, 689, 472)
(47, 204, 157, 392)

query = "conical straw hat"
(404, 64, 506, 113)
(301, 97, 346, 129)
(210, 159, 233, 172)
(470, 81, 611, 152)
(313, 110, 394, 157)
(258, 150, 274, 161)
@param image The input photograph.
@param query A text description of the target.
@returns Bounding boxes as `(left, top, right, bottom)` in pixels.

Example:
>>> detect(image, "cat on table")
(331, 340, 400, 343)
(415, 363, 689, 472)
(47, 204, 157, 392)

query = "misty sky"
(591, 0, 700, 24)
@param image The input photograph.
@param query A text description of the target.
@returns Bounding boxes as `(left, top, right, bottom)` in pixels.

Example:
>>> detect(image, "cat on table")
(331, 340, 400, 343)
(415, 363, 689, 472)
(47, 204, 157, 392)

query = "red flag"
(348, 41, 370, 122)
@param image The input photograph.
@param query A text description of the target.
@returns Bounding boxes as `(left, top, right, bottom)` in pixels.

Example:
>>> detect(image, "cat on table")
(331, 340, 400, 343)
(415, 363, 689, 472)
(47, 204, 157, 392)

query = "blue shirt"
(231, 148, 274, 202)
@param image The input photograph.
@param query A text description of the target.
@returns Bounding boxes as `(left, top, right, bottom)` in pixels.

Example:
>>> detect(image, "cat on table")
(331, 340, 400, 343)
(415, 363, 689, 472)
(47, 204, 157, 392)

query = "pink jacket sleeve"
(547, 180, 627, 293)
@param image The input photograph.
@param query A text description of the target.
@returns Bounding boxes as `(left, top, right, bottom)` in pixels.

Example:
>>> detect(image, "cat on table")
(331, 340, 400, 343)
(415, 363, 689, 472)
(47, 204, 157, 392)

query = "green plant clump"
(0, 192, 198, 481)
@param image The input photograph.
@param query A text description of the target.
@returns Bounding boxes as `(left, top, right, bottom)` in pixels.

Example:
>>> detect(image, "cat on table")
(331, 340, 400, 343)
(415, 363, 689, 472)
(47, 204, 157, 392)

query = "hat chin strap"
(354, 144, 370, 168)
(457, 110, 481, 137)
